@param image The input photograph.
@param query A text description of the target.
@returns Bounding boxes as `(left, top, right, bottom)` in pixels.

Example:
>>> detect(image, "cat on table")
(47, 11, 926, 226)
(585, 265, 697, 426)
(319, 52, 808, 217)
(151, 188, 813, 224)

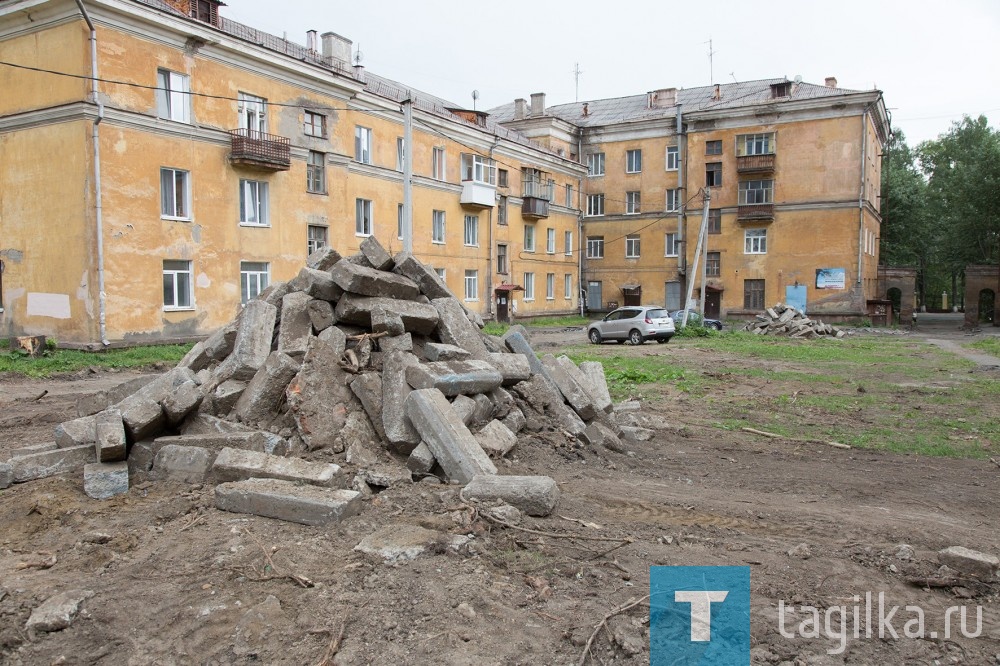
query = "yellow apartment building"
(0, 0, 585, 344)
(493, 80, 889, 321)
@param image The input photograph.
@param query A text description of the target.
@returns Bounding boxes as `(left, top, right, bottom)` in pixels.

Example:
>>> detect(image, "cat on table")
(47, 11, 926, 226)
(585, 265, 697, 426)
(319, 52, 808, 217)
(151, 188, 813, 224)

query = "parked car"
(587, 306, 676, 345)
(670, 310, 724, 330)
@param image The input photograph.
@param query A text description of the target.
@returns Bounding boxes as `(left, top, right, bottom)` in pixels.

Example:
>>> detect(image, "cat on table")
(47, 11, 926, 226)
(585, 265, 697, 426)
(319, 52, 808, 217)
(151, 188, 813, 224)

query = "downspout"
(676, 104, 686, 277)
(486, 206, 493, 320)
(75, 0, 109, 345)
(857, 105, 868, 288)
(577, 129, 585, 317)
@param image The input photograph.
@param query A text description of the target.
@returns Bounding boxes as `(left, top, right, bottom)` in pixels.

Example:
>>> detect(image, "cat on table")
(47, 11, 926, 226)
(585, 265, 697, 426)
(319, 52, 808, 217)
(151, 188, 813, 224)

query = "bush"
(675, 324, 717, 338)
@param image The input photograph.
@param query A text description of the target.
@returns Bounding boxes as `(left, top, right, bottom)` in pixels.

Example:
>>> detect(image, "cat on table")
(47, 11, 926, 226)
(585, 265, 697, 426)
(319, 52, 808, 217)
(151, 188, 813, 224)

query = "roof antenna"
(471, 89, 479, 111)
(353, 45, 364, 66)
(730, 71, 737, 84)
(573, 62, 583, 102)
(704, 37, 715, 84)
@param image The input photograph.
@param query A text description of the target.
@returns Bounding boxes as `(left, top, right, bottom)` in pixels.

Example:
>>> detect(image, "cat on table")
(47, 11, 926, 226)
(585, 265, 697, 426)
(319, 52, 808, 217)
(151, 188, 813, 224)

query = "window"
(665, 232, 679, 257)
(464, 215, 479, 246)
(707, 252, 721, 277)
(586, 236, 604, 259)
(397, 204, 404, 239)
(162, 260, 193, 309)
(586, 193, 605, 217)
(461, 153, 496, 184)
(432, 147, 446, 180)
(665, 189, 680, 212)
(745, 228, 767, 254)
(546, 228, 556, 254)
(625, 235, 641, 258)
(355, 198, 373, 236)
(432, 210, 446, 244)
(626, 191, 641, 215)
(626, 149, 642, 173)
(160, 168, 190, 220)
(497, 244, 508, 274)
(156, 70, 190, 123)
(303, 111, 326, 137)
(307, 151, 326, 193)
(239, 180, 269, 226)
(524, 224, 536, 252)
(464, 270, 478, 301)
(522, 168, 552, 200)
(705, 140, 722, 155)
(770, 82, 791, 99)
(396, 137, 405, 171)
(744, 279, 765, 309)
(565, 184, 573, 208)
(307, 225, 328, 256)
(498, 196, 508, 225)
(546, 273, 555, 300)
(435, 268, 446, 282)
(708, 209, 721, 234)
(564, 274, 572, 299)
(238, 92, 267, 132)
(498, 168, 509, 188)
(665, 145, 679, 171)
(706, 162, 722, 187)
(736, 132, 775, 156)
(564, 230, 573, 256)
(587, 152, 605, 176)
(354, 126, 372, 164)
(240, 261, 270, 304)
(524, 272, 535, 301)
(739, 179, 774, 205)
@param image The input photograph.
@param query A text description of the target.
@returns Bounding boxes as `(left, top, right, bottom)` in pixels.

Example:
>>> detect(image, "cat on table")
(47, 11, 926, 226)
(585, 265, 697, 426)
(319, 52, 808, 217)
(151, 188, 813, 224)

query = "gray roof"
(488, 78, 872, 127)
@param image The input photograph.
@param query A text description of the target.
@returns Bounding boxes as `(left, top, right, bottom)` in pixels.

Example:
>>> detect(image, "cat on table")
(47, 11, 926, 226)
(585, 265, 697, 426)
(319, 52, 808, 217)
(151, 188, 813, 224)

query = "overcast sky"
(223, 0, 999, 147)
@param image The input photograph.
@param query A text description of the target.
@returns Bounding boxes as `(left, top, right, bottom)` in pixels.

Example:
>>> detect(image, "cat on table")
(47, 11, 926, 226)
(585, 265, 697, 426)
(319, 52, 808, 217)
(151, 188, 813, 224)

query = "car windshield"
(646, 309, 668, 318)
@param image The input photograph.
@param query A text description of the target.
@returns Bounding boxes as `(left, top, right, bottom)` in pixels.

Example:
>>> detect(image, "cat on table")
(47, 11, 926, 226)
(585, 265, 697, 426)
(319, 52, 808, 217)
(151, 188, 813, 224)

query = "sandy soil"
(0, 324, 998, 665)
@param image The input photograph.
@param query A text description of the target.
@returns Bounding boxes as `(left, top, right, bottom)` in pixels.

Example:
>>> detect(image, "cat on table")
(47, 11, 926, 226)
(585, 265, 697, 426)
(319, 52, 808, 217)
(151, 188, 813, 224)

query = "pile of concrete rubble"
(1, 238, 639, 525)
(742, 303, 845, 339)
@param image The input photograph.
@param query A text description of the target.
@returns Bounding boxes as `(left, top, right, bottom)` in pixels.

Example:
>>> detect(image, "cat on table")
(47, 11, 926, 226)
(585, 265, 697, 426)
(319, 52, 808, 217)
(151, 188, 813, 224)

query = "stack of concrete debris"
(742, 303, 845, 339)
(1, 238, 632, 526)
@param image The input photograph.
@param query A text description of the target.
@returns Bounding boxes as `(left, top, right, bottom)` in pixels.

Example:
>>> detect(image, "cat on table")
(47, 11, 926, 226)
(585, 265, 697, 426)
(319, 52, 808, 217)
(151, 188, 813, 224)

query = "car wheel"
(656, 338, 667, 344)
(588, 329, 602, 345)
(628, 329, 644, 345)
(714, 322, 723, 331)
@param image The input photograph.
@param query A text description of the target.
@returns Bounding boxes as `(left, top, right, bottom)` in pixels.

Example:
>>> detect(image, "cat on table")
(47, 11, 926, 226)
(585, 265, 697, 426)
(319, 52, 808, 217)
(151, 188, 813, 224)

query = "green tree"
(880, 130, 932, 304)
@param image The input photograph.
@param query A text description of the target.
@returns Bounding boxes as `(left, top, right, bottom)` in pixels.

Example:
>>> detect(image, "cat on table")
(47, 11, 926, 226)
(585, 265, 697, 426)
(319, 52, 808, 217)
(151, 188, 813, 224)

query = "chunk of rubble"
(215, 478, 362, 526)
(353, 524, 470, 562)
(462, 475, 560, 516)
(937, 546, 999, 579)
(743, 302, 845, 338)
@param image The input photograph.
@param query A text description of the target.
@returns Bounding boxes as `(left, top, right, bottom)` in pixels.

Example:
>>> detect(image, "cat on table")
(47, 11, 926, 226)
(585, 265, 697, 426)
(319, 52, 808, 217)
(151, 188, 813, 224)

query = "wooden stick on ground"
(476, 510, 632, 544)
(315, 618, 346, 666)
(577, 595, 650, 666)
(740, 427, 851, 450)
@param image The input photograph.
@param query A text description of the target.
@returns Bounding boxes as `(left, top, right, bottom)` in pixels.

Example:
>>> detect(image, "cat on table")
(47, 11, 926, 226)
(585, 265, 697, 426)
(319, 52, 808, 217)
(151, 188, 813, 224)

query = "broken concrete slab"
(405, 388, 496, 484)
(406, 442, 435, 475)
(203, 323, 239, 363)
(392, 252, 453, 299)
(216, 300, 278, 382)
(213, 380, 247, 415)
(462, 474, 559, 516)
(212, 447, 343, 488)
(12, 444, 95, 483)
(450, 395, 477, 425)
(335, 294, 439, 334)
(152, 432, 273, 455)
(234, 352, 300, 426)
(286, 336, 359, 451)
(423, 342, 470, 362)
(620, 425, 654, 442)
(487, 352, 532, 386)
(501, 407, 526, 434)
(95, 409, 126, 462)
(180, 414, 256, 436)
(580, 420, 627, 453)
(349, 372, 387, 442)
(541, 355, 597, 421)
(510, 374, 586, 436)
(330, 261, 420, 300)
(370, 305, 405, 336)
(578, 361, 614, 414)
(432, 297, 490, 360)
(277, 291, 313, 358)
(382, 351, 421, 447)
(76, 375, 158, 417)
(307, 299, 335, 332)
(215, 478, 362, 526)
(161, 380, 203, 425)
(289, 267, 341, 301)
(261, 280, 294, 309)
(360, 235, 394, 271)
(150, 444, 213, 484)
(0, 462, 12, 489)
(354, 524, 470, 562)
(120, 395, 166, 443)
(8, 441, 58, 459)
(938, 546, 999, 579)
(55, 414, 97, 448)
(405, 359, 503, 396)
(317, 325, 347, 356)
(475, 420, 517, 457)
(487, 387, 515, 419)
(306, 245, 342, 271)
(500, 325, 530, 347)
(83, 462, 129, 499)
(380, 332, 413, 353)
(25, 590, 94, 634)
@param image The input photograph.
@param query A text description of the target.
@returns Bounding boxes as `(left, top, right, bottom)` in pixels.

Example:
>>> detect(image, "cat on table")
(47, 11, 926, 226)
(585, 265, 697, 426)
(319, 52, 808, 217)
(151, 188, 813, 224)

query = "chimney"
(514, 98, 526, 120)
(649, 87, 678, 108)
(321, 32, 353, 66)
(825, 76, 838, 88)
(306, 30, 317, 52)
(582, 102, 589, 117)
(529, 92, 545, 116)
(713, 84, 721, 101)
(353, 64, 366, 83)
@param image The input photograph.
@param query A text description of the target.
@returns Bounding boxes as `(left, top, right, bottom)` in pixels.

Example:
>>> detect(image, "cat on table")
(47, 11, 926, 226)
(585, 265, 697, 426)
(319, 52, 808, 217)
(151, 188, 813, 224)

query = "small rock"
(26, 590, 94, 633)
(895, 544, 915, 561)
(483, 503, 522, 525)
(938, 546, 999, 579)
(81, 532, 112, 545)
(787, 543, 812, 559)
(456, 602, 476, 620)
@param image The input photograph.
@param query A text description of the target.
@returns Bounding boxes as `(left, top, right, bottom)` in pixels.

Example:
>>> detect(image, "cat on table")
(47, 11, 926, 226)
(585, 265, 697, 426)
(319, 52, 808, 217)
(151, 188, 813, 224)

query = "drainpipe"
(486, 206, 493, 320)
(75, 0, 109, 345)
(857, 105, 868, 289)
(676, 104, 686, 277)
(577, 175, 584, 317)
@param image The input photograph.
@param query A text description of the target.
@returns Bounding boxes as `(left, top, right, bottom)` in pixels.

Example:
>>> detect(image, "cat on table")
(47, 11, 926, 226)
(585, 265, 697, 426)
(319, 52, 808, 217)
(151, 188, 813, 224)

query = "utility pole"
(402, 93, 413, 253)
(682, 188, 711, 327)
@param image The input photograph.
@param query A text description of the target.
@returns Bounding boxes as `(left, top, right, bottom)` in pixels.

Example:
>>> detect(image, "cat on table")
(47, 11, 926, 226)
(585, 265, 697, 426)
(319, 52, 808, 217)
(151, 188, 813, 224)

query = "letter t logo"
(675, 590, 729, 641)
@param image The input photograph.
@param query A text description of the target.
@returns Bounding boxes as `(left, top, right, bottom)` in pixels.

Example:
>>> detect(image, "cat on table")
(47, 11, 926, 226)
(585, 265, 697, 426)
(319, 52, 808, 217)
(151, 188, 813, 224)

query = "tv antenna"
(353, 46, 364, 66)
(705, 38, 715, 84)
(471, 89, 479, 111)
(573, 62, 583, 102)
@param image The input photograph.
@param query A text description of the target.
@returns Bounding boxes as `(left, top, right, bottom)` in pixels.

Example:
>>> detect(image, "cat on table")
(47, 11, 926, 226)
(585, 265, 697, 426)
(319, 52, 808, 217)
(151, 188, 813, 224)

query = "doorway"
(587, 281, 602, 312)
(705, 290, 721, 319)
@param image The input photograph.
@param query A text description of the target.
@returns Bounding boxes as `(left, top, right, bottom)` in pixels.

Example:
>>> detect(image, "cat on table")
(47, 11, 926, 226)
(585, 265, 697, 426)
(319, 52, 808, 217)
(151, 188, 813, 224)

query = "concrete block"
(510, 374, 587, 436)
(350, 372, 387, 442)
(161, 380, 203, 425)
(76, 391, 110, 418)
(180, 414, 255, 436)
(938, 546, 999, 578)
(335, 294, 439, 334)
(83, 462, 129, 499)
(25, 590, 93, 634)
(216, 300, 278, 382)
(55, 414, 97, 448)
(503, 331, 545, 377)
(475, 420, 517, 457)
(331, 261, 419, 300)
(306, 245, 342, 271)
(488, 352, 532, 386)
(278, 291, 313, 357)
(382, 351, 421, 446)
(463, 474, 559, 516)
(178, 340, 210, 372)
(289, 267, 341, 301)
(450, 394, 477, 425)
(406, 442, 435, 474)
(121, 395, 166, 442)
(371, 305, 405, 336)
(432, 297, 490, 360)
(307, 299, 335, 332)
(150, 444, 213, 484)
(126, 439, 162, 483)
(12, 445, 95, 483)
(286, 336, 360, 451)
(379, 332, 413, 353)
(77, 375, 158, 417)
(212, 447, 343, 487)
(9, 442, 58, 459)
(354, 525, 469, 561)
(620, 425, 655, 442)
(541, 355, 597, 421)
(215, 478, 362, 526)
(95, 409, 126, 462)
(500, 324, 530, 346)
(360, 235, 394, 271)
(470, 393, 495, 429)
(581, 421, 626, 453)
(261, 280, 294, 309)
(213, 379, 247, 415)
(423, 342, 470, 362)
(405, 388, 496, 484)
(579, 361, 614, 414)
(152, 432, 269, 454)
(392, 252, 454, 299)
(317, 325, 347, 356)
(487, 387, 515, 419)
(615, 400, 642, 413)
(405, 359, 503, 396)
(0, 462, 12, 488)
(234, 352, 300, 426)
(203, 323, 239, 362)
(502, 407, 526, 434)
(346, 252, 373, 268)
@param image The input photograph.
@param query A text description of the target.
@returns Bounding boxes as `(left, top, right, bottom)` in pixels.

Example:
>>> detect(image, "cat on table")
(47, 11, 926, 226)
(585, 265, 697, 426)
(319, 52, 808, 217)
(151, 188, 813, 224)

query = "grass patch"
(967, 337, 1000, 357)
(0, 344, 192, 378)
(565, 351, 691, 400)
(482, 315, 590, 338)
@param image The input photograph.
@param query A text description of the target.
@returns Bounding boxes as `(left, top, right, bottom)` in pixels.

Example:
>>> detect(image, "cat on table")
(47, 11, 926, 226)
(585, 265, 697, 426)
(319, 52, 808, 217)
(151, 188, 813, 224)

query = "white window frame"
(736, 132, 776, 156)
(586, 193, 605, 217)
(464, 269, 479, 302)
(162, 260, 193, 310)
(625, 235, 641, 258)
(307, 225, 328, 256)
(524, 224, 536, 252)
(565, 184, 573, 208)
(355, 198, 373, 237)
(237, 92, 267, 132)
(586, 236, 604, 259)
(745, 228, 767, 254)
(497, 243, 508, 274)
(626, 149, 642, 173)
(739, 179, 774, 205)
(564, 230, 573, 256)
(665, 232, 679, 257)
(546, 273, 555, 300)
(396, 137, 405, 171)
(546, 228, 556, 254)
(523, 272, 535, 301)
(435, 268, 446, 282)
(626, 191, 641, 215)
(306, 150, 326, 194)
(564, 273, 572, 299)
(303, 110, 326, 137)
(432, 147, 446, 180)
(239, 179, 269, 226)
(397, 203, 404, 240)
(587, 152, 605, 177)
(464, 215, 479, 247)
(666, 188, 680, 212)
(156, 69, 190, 123)
(160, 167, 190, 220)
(355, 126, 372, 164)
(240, 261, 270, 305)
(666, 145, 679, 171)
(460, 153, 496, 185)
(432, 210, 446, 244)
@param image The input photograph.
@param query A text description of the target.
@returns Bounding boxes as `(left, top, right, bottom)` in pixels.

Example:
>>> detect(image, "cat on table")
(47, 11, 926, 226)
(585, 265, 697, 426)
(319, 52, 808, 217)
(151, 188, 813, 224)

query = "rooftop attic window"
(188, 0, 224, 27)
(770, 82, 791, 99)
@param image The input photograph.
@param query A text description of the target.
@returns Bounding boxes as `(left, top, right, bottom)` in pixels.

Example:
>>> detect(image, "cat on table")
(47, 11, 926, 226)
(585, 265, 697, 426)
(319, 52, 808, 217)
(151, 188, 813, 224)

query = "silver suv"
(586, 306, 676, 345)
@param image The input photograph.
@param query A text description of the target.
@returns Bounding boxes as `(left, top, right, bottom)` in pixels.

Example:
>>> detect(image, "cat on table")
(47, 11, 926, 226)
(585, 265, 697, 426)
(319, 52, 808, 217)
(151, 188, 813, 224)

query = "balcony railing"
(522, 179, 553, 201)
(229, 129, 291, 171)
(737, 203, 775, 221)
(521, 196, 549, 219)
(736, 153, 775, 173)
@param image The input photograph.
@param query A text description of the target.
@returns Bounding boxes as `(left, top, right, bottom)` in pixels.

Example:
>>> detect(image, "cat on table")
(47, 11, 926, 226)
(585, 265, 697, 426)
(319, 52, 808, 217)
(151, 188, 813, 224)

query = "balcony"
(229, 129, 290, 171)
(738, 203, 775, 221)
(460, 180, 496, 208)
(521, 196, 549, 219)
(736, 153, 775, 173)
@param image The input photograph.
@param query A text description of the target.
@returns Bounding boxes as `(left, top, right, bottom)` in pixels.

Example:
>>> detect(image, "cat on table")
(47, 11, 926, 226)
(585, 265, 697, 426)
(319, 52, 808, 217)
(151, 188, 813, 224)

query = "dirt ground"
(1, 320, 998, 665)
